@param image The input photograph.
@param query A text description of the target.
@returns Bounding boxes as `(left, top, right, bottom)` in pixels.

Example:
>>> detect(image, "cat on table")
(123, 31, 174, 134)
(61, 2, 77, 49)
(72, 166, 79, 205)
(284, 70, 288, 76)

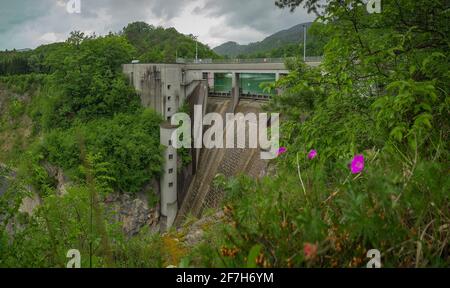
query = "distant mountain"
(214, 22, 313, 57)
(213, 42, 246, 57)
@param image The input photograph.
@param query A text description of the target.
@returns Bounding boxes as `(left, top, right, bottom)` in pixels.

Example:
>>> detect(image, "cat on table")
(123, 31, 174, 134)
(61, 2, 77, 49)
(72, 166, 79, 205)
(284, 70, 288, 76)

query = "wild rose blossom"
(350, 154, 365, 174)
(308, 149, 317, 160)
(303, 242, 318, 260)
(277, 147, 287, 156)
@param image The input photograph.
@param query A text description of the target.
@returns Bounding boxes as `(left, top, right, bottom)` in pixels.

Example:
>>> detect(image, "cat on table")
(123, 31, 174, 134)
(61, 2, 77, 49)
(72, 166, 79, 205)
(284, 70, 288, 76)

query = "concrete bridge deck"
(185, 62, 289, 74)
(185, 61, 320, 74)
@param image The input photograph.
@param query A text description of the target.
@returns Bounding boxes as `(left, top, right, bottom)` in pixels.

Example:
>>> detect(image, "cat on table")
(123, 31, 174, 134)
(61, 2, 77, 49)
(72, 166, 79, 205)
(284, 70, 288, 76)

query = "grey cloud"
(65, 0, 194, 33)
(0, 0, 53, 33)
(0, 0, 193, 49)
(78, 0, 193, 23)
(197, 0, 315, 35)
(0, 0, 313, 50)
(207, 23, 265, 45)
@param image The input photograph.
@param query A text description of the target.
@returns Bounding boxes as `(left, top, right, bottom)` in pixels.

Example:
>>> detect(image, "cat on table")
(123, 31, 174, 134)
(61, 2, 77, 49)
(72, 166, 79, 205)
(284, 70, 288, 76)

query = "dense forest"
(0, 0, 449, 268)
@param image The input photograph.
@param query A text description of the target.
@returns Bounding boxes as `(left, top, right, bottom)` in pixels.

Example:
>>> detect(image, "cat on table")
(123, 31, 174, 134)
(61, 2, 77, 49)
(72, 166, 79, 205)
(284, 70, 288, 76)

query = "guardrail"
(177, 56, 323, 64)
(208, 91, 272, 101)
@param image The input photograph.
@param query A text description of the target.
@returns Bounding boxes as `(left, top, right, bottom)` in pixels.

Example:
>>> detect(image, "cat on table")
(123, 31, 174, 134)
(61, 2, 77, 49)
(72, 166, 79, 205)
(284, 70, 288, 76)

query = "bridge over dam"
(122, 58, 320, 228)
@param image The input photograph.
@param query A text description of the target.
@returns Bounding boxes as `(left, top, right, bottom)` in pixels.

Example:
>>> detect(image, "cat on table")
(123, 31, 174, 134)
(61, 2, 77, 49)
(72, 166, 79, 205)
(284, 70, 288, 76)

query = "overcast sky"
(0, 0, 316, 50)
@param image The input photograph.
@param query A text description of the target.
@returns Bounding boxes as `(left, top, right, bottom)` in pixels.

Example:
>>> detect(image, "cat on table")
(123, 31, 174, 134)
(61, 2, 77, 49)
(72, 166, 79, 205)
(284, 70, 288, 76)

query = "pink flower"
(308, 149, 317, 160)
(350, 154, 365, 174)
(277, 147, 287, 156)
(303, 242, 318, 260)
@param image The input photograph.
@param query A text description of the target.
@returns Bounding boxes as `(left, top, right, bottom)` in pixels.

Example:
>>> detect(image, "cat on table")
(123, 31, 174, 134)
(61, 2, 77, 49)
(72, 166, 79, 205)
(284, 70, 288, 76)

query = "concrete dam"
(122, 60, 319, 229)
(175, 98, 269, 226)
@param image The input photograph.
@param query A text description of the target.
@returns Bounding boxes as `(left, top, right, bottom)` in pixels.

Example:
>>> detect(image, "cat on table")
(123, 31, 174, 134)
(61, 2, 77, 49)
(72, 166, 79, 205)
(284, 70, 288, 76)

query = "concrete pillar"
(192, 83, 208, 174)
(160, 123, 178, 228)
(231, 72, 240, 111)
(275, 72, 282, 95)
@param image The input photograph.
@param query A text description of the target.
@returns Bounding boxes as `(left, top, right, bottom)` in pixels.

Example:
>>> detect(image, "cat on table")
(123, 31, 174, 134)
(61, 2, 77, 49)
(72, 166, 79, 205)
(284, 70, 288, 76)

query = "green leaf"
(414, 113, 433, 129)
(179, 257, 191, 268)
(390, 126, 404, 142)
(246, 244, 262, 268)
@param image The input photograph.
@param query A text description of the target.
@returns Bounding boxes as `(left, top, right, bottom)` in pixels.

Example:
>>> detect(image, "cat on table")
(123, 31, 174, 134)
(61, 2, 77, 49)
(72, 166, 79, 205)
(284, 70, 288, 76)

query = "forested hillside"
(122, 22, 219, 62)
(0, 28, 165, 267)
(0, 21, 221, 267)
(213, 22, 328, 58)
(0, 22, 219, 77)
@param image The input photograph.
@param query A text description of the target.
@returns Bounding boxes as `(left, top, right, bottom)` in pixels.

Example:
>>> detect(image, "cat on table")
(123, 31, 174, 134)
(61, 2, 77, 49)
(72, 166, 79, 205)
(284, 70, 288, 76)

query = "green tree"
(122, 21, 219, 62)
(38, 34, 140, 129)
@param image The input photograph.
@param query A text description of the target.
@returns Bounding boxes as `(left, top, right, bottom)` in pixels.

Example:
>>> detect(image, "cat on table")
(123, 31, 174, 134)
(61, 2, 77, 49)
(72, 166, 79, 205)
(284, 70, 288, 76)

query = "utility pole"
(303, 24, 307, 62)
(194, 35, 199, 63)
(196, 40, 198, 63)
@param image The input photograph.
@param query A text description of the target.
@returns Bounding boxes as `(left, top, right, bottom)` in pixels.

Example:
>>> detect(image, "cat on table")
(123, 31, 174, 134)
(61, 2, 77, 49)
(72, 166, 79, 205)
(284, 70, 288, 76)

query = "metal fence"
(176, 56, 322, 64)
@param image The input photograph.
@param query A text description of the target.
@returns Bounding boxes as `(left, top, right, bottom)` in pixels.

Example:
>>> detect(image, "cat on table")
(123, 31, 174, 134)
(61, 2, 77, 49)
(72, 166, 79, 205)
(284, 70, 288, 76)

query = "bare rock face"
(0, 164, 10, 197)
(1, 165, 40, 216)
(2, 160, 161, 237)
(43, 162, 70, 196)
(18, 193, 41, 215)
(104, 192, 160, 236)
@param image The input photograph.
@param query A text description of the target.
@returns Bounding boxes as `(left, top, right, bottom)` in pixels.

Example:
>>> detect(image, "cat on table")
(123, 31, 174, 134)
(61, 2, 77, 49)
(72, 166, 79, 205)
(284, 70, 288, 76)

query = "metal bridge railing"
(177, 56, 323, 64)
(208, 91, 272, 101)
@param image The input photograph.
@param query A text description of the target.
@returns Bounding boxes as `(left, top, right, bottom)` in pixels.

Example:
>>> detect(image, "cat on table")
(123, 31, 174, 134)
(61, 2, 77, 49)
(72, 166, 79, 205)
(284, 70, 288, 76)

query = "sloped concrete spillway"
(175, 98, 269, 225)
